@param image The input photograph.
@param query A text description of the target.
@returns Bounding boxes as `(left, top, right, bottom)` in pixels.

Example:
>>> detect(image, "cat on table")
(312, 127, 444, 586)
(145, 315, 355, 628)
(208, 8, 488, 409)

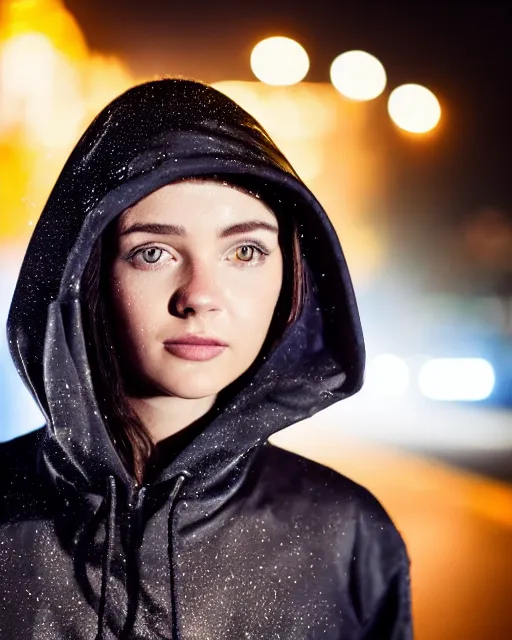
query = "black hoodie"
(2, 79, 412, 639)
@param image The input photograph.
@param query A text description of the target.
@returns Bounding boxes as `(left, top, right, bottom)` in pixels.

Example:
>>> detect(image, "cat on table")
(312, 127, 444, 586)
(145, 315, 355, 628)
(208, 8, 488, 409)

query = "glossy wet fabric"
(2, 79, 412, 639)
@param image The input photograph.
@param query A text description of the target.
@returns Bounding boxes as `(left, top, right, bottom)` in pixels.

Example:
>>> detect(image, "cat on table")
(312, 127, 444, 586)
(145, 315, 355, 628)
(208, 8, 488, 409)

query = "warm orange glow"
(0, 0, 133, 239)
(250, 36, 309, 86)
(0, 0, 87, 59)
(0, 32, 86, 148)
(388, 83, 441, 133)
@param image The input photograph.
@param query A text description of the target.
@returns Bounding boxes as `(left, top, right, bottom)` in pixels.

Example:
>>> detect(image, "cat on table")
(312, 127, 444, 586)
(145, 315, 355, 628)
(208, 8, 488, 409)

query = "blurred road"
(271, 401, 512, 640)
(323, 396, 512, 484)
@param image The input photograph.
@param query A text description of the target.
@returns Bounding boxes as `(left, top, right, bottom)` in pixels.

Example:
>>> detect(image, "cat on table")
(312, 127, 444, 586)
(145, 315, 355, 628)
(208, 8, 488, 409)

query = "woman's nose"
(171, 262, 223, 318)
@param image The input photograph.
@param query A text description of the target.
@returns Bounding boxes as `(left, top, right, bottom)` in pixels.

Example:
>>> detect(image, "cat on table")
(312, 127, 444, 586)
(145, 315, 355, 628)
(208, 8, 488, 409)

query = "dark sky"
(64, 0, 512, 283)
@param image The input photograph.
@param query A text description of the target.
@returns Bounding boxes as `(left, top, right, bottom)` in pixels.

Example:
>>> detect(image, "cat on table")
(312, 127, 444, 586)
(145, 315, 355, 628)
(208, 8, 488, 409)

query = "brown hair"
(81, 177, 305, 484)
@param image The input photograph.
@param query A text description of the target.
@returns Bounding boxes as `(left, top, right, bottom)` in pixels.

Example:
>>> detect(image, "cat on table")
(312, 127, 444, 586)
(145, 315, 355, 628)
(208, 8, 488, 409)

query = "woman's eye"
(141, 247, 163, 263)
(236, 245, 256, 261)
(128, 246, 171, 268)
(232, 245, 266, 264)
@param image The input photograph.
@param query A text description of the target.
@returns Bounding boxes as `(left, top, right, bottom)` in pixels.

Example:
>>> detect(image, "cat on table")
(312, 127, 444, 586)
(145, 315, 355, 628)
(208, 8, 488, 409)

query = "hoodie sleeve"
(345, 485, 414, 640)
(359, 549, 413, 640)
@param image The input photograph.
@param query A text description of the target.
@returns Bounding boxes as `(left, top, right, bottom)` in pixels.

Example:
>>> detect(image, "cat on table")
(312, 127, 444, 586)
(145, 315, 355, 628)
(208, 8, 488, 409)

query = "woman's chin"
(156, 375, 227, 401)
(133, 358, 250, 400)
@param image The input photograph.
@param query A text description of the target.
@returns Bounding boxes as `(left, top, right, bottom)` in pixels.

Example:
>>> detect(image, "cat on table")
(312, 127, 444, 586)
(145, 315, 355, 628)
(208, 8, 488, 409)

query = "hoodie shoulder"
(0, 426, 44, 469)
(0, 427, 48, 516)
(256, 442, 411, 630)
(257, 441, 405, 542)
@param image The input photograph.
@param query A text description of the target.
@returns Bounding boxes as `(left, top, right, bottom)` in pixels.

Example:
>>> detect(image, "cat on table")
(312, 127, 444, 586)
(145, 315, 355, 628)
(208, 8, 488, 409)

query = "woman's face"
(110, 180, 283, 400)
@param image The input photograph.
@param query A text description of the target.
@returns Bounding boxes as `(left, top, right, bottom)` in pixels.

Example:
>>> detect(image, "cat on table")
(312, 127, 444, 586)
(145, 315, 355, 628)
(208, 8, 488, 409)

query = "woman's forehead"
(118, 179, 278, 233)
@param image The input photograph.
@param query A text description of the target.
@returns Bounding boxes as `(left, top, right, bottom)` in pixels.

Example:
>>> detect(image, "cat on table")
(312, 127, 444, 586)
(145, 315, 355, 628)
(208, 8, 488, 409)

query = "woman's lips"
(163, 338, 227, 361)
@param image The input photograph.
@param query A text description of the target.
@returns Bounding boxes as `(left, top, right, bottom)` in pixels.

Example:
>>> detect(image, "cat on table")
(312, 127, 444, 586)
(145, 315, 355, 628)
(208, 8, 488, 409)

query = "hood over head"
(6, 78, 365, 497)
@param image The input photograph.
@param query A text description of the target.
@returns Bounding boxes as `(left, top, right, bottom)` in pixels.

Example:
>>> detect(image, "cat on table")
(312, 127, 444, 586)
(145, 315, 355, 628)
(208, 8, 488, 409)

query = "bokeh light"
(250, 36, 309, 86)
(388, 83, 441, 134)
(0, 32, 85, 148)
(366, 354, 410, 397)
(1, 32, 55, 97)
(418, 358, 495, 401)
(330, 50, 387, 101)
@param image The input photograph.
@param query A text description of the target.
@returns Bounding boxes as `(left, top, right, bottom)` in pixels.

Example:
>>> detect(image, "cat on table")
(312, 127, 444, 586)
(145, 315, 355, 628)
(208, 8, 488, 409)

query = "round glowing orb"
(388, 83, 441, 133)
(366, 354, 410, 397)
(330, 50, 387, 101)
(418, 358, 495, 401)
(250, 37, 309, 86)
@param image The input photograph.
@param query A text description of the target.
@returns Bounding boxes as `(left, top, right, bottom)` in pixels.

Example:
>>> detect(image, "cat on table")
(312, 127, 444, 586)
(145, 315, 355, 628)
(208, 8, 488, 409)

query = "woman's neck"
(128, 394, 217, 444)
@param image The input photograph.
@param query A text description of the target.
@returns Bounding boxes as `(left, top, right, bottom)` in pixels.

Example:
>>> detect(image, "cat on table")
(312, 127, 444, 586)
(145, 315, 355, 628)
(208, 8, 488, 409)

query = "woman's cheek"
(235, 278, 281, 326)
(111, 271, 154, 337)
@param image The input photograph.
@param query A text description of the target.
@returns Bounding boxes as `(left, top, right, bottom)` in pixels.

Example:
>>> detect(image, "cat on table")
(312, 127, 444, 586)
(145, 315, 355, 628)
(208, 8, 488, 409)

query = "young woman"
(2, 78, 412, 639)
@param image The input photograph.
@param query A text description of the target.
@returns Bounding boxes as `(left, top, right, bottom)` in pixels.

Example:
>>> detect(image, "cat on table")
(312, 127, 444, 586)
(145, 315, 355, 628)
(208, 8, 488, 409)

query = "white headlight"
(418, 358, 495, 401)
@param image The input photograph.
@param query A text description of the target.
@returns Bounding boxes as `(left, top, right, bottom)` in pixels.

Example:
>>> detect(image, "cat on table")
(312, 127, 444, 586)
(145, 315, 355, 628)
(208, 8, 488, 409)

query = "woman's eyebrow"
(219, 221, 278, 237)
(120, 223, 186, 236)
(119, 220, 278, 237)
